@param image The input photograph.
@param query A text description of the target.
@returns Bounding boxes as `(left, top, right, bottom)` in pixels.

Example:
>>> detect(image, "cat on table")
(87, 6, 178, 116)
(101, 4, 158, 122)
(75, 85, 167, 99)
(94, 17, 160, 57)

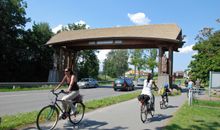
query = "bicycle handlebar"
(50, 89, 65, 97)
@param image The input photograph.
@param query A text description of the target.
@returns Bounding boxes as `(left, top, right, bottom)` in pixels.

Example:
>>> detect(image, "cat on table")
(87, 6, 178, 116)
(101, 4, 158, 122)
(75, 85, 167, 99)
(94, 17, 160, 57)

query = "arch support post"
(168, 47, 173, 88)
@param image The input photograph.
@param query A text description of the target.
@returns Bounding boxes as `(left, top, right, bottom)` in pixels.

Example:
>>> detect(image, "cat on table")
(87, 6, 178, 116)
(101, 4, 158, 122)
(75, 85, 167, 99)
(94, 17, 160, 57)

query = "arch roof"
(46, 24, 184, 51)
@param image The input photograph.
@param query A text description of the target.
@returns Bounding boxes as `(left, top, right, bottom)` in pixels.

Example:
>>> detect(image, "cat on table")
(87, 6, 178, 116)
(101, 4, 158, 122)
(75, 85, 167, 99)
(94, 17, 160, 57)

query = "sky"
(25, 0, 220, 72)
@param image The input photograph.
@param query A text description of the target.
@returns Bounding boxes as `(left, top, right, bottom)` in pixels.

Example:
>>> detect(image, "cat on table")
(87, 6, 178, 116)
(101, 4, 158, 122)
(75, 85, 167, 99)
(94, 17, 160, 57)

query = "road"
(0, 86, 141, 116)
(22, 91, 187, 130)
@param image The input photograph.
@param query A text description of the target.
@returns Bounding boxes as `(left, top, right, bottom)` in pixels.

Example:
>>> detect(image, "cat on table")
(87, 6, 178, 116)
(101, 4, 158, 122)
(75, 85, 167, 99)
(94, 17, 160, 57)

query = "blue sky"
(25, 0, 220, 72)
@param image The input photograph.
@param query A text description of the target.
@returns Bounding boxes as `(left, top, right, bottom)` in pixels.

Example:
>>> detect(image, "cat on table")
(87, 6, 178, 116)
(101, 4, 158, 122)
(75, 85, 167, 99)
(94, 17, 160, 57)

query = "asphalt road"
(0, 86, 141, 116)
(22, 91, 187, 130)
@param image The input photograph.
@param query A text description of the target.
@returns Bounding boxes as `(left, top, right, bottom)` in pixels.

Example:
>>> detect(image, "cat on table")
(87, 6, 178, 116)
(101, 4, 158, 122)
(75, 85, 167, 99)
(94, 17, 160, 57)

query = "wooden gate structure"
(46, 24, 184, 87)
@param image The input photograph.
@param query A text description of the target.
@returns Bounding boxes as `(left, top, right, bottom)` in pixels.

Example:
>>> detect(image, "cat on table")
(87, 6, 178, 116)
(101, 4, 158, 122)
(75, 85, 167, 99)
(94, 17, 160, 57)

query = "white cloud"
(75, 20, 90, 28)
(96, 50, 111, 72)
(128, 12, 151, 25)
(96, 50, 111, 62)
(52, 24, 63, 33)
(178, 44, 194, 54)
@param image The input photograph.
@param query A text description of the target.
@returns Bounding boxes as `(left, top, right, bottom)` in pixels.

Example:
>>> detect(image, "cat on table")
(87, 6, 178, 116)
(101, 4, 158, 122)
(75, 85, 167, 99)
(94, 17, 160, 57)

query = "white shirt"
(141, 79, 153, 97)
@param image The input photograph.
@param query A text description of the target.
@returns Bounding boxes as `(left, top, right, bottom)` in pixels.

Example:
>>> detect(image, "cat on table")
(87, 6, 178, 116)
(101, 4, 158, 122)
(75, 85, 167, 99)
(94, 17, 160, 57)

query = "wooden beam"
(168, 47, 173, 86)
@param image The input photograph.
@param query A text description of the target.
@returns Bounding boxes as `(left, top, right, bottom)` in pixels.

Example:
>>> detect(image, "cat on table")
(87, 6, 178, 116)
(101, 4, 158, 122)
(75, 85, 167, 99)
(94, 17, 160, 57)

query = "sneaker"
(59, 112, 69, 120)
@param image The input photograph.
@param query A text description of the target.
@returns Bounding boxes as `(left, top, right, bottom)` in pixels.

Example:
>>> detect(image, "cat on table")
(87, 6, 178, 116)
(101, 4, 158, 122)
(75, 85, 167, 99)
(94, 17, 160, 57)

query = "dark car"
(113, 77, 135, 91)
(171, 84, 182, 92)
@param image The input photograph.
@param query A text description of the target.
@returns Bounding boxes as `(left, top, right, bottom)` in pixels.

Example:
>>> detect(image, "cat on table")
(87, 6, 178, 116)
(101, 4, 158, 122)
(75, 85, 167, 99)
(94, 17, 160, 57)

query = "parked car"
(136, 78, 145, 86)
(113, 77, 135, 91)
(77, 78, 99, 88)
(171, 83, 182, 92)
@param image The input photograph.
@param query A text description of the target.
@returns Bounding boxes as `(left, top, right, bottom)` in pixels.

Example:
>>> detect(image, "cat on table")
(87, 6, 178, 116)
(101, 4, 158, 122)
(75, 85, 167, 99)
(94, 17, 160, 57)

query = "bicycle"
(36, 90, 85, 130)
(139, 95, 155, 123)
(160, 92, 168, 109)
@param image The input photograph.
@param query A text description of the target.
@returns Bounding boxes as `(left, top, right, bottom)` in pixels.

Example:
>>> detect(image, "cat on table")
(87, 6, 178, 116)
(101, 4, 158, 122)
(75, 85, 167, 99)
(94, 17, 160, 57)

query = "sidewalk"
(22, 93, 187, 130)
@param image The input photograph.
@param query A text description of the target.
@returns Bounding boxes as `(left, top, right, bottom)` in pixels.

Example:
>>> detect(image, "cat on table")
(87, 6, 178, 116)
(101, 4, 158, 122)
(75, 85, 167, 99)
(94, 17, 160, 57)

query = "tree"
(189, 23, 220, 84)
(146, 49, 158, 76)
(129, 49, 147, 78)
(21, 22, 54, 81)
(103, 50, 129, 78)
(57, 23, 99, 79)
(77, 50, 99, 79)
(0, 0, 30, 81)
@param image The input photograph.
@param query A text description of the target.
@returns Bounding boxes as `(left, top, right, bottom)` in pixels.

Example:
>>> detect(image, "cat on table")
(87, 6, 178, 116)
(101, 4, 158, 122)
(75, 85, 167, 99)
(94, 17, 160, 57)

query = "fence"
(0, 82, 60, 89)
(188, 88, 206, 106)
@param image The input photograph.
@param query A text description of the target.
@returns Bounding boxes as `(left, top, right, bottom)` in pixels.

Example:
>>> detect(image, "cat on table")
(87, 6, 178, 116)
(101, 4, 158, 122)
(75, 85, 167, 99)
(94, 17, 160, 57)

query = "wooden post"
(168, 47, 173, 87)
(72, 51, 78, 71)
(158, 47, 162, 75)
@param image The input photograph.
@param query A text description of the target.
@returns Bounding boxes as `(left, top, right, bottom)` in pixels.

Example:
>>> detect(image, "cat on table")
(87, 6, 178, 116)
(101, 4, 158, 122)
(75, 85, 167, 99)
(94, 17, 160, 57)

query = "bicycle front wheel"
(69, 102, 85, 124)
(140, 104, 148, 123)
(36, 105, 59, 130)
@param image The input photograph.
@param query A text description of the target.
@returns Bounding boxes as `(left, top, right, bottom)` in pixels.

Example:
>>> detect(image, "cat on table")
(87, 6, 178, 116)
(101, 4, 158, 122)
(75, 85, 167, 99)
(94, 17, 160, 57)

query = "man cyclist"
(139, 73, 158, 110)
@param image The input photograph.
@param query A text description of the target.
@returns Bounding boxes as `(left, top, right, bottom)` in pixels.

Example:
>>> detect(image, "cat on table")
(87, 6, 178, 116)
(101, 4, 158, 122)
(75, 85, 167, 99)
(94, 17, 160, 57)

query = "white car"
(77, 78, 99, 88)
(136, 78, 145, 86)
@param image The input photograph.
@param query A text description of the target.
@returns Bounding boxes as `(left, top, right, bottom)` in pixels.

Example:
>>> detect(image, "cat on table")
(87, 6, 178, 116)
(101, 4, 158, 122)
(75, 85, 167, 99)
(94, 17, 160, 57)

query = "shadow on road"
(148, 114, 173, 122)
(61, 119, 128, 130)
(167, 105, 178, 108)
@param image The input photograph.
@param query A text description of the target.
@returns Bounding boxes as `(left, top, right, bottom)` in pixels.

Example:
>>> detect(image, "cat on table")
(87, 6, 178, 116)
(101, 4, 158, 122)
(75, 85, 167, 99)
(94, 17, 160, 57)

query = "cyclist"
(52, 67, 79, 117)
(140, 73, 158, 110)
(161, 83, 171, 105)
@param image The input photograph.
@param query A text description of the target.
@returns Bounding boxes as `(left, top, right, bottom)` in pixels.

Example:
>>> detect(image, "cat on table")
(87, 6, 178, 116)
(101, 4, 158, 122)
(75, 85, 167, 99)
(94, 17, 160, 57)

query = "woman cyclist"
(140, 73, 158, 110)
(52, 67, 79, 117)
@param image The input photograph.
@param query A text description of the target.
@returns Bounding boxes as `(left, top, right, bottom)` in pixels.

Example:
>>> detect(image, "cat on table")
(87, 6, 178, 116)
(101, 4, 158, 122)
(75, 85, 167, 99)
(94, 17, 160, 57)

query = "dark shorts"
(138, 94, 150, 103)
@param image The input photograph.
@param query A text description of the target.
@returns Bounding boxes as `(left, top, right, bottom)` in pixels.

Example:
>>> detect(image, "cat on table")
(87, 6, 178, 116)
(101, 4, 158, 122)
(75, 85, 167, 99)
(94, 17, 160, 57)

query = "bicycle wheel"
(36, 105, 59, 130)
(164, 98, 168, 108)
(69, 102, 85, 124)
(149, 103, 154, 117)
(160, 98, 167, 109)
(140, 104, 148, 123)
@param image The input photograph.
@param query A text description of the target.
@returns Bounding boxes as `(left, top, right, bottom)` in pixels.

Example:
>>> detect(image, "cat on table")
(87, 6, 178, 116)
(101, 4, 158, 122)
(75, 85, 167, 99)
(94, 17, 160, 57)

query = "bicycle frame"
(50, 91, 66, 114)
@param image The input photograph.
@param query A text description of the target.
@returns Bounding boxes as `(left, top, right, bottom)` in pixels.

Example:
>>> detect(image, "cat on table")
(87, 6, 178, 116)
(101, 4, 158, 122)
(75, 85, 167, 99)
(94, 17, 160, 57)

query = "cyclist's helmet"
(164, 83, 169, 88)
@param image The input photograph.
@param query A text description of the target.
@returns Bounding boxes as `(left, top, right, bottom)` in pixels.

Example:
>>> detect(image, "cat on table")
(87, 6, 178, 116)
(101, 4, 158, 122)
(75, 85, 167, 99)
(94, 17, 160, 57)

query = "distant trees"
(129, 49, 157, 78)
(129, 49, 146, 78)
(103, 50, 129, 78)
(189, 20, 220, 84)
(146, 49, 157, 77)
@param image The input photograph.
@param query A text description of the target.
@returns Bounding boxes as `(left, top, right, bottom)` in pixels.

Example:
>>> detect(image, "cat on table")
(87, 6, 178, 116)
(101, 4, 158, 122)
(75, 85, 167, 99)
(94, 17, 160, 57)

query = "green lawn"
(164, 100, 220, 130)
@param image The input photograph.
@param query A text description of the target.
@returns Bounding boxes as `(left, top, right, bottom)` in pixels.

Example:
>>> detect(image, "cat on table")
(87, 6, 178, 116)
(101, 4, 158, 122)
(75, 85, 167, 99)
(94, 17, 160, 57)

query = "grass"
(164, 100, 220, 130)
(193, 100, 220, 107)
(0, 90, 141, 130)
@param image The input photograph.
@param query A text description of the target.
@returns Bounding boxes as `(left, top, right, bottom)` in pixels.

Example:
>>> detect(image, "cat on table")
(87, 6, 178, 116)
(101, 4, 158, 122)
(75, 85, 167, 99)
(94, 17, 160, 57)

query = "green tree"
(103, 50, 129, 78)
(58, 22, 99, 79)
(129, 49, 147, 78)
(21, 22, 54, 81)
(0, 0, 30, 81)
(77, 50, 99, 79)
(189, 24, 220, 84)
(146, 49, 158, 76)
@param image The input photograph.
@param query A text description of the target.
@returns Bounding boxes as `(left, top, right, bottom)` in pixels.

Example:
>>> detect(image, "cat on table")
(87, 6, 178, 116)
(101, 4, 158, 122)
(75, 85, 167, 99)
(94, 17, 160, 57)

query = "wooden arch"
(46, 24, 184, 87)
